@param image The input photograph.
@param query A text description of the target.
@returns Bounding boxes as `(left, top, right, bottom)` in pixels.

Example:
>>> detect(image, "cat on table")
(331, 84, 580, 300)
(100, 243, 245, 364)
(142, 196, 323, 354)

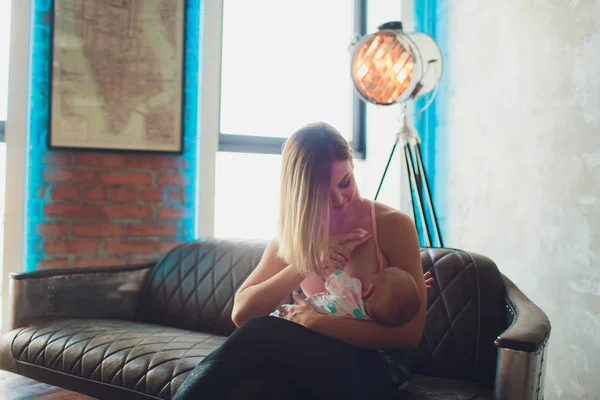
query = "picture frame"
(48, 0, 186, 153)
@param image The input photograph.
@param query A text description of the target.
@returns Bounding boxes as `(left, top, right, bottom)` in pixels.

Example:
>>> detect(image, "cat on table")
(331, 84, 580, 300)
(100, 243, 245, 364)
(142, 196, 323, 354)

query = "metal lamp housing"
(350, 23, 443, 106)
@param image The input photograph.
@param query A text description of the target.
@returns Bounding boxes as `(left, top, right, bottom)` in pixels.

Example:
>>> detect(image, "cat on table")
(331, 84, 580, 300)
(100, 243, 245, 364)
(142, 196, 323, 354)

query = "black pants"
(173, 316, 408, 400)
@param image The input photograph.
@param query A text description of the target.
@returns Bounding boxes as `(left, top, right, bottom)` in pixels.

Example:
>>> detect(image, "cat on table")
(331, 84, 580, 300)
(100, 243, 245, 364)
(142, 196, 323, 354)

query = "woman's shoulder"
(261, 237, 288, 264)
(371, 201, 417, 246)
(370, 201, 421, 272)
(372, 201, 414, 228)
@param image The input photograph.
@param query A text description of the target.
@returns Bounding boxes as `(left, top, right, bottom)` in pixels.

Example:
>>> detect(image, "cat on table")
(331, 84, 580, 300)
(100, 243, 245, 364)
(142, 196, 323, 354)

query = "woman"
(174, 122, 433, 400)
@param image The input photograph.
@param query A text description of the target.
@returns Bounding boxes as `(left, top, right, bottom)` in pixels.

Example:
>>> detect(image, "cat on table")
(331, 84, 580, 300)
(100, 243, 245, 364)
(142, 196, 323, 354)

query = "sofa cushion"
(411, 374, 493, 399)
(6, 319, 226, 399)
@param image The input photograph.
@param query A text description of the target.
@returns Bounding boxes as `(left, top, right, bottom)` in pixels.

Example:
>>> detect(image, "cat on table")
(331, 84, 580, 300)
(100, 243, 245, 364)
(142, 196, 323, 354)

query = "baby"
(272, 266, 421, 327)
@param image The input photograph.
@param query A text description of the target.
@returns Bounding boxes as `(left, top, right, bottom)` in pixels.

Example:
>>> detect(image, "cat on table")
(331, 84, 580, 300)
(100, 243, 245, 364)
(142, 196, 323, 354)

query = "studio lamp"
(349, 21, 444, 247)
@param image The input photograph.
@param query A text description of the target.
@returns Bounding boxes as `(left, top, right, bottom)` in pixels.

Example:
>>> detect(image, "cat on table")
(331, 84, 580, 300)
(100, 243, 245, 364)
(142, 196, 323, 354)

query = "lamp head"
(350, 21, 442, 106)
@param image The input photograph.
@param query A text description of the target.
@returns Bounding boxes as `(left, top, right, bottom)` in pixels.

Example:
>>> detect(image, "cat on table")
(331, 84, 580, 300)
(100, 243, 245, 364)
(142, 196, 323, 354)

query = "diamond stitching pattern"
(141, 239, 268, 335)
(410, 249, 481, 382)
(11, 319, 226, 399)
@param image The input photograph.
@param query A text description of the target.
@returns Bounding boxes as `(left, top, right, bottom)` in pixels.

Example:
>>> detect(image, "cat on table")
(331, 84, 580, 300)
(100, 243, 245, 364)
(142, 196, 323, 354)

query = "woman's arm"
(231, 239, 305, 327)
(281, 210, 427, 349)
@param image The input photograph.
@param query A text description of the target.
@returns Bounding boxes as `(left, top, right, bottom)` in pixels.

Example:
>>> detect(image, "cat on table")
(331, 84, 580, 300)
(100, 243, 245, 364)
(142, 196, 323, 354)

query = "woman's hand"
(278, 292, 322, 329)
(324, 229, 372, 272)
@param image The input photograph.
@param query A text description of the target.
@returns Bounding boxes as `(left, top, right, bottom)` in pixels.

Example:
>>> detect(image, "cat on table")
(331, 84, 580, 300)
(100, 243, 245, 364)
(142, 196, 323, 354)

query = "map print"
(51, 0, 184, 151)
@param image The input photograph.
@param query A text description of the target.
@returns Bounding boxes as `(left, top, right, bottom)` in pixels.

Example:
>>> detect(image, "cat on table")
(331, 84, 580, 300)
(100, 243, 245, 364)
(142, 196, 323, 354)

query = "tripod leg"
(403, 145, 418, 225)
(404, 144, 431, 247)
(374, 135, 400, 201)
(414, 143, 444, 248)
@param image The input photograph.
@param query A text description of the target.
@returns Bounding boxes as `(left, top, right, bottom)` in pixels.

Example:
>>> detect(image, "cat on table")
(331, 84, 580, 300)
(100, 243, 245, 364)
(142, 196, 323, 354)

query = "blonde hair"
(277, 122, 352, 278)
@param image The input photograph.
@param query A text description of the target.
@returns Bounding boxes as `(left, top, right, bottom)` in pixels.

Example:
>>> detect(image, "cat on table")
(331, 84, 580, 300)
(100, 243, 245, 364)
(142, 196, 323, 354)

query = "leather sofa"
(0, 239, 551, 399)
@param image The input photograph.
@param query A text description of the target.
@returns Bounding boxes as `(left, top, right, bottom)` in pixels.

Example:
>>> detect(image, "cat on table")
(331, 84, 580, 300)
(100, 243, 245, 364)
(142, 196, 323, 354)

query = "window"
(214, 1, 366, 239)
(218, 0, 365, 156)
(213, 1, 403, 240)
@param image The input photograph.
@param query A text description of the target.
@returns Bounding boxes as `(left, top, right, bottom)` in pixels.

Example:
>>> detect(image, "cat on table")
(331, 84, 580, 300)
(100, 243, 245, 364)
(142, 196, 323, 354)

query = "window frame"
(216, 0, 367, 159)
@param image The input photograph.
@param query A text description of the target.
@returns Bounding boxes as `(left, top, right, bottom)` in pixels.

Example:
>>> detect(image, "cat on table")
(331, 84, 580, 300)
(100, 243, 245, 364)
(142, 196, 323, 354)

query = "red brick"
(43, 152, 72, 166)
(128, 223, 178, 237)
(44, 204, 98, 218)
(45, 239, 100, 255)
(73, 257, 126, 267)
(157, 172, 189, 186)
(166, 188, 184, 205)
(100, 171, 153, 185)
(81, 186, 108, 202)
(111, 187, 137, 203)
(99, 204, 152, 219)
(157, 207, 189, 220)
(72, 222, 126, 237)
(104, 240, 157, 254)
(74, 152, 128, 168)
(37, 258, 70, 269)
(139, 188, 164, 202)
(51, 185, 79, 201)
(44, 168, 99, 184)
(129, 154, 180, 169)
(36, 222, 69, 237)
(158, 241, 181, 253)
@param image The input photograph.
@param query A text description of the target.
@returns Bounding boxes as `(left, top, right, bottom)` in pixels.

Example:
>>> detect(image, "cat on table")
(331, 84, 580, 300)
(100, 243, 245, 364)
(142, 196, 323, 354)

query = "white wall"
(1, 0, 29, 334)
(437, 1, 599, 398)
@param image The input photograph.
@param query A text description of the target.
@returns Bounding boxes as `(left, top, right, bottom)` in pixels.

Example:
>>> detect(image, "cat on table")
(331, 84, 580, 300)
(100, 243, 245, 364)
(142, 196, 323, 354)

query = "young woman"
(174, 122, 433, 400)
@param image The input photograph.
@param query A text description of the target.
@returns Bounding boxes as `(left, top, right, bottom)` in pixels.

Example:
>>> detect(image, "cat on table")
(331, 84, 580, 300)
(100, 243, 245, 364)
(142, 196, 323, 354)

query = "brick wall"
(33, 151, 194, 269)
(25, 0, 200, 271)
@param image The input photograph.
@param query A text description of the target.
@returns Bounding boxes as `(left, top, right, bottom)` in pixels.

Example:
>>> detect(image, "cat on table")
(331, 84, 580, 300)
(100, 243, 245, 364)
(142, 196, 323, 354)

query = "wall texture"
(25, 0, 201, 271)
(430, 0, 599, 398)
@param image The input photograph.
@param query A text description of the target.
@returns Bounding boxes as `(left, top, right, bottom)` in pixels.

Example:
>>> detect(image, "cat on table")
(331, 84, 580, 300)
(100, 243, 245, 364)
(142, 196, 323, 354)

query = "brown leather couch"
(0, 239, 551, 399)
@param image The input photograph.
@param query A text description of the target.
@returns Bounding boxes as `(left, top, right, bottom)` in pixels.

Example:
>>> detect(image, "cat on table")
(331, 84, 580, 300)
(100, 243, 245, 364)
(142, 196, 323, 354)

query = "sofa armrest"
(493, 275, 551, 400)
(495, 275, 551, 352)
(8, 263, 155, 330)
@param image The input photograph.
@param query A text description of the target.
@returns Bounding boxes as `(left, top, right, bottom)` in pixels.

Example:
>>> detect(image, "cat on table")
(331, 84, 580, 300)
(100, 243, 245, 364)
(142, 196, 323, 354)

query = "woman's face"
(330, 160, 357, 213)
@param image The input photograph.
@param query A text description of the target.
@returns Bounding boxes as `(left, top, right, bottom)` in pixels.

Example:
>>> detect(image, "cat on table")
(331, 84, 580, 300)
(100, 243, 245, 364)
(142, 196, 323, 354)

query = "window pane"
(220, 0, 354, 140)
(214, 153, 371, 241)
(215, 152, 281, 240)
(0, 0, 11, 121)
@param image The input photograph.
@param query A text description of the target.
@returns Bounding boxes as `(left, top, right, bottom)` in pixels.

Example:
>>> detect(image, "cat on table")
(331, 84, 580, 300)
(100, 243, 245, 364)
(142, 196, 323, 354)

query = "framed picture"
(49, 0, 185, 153)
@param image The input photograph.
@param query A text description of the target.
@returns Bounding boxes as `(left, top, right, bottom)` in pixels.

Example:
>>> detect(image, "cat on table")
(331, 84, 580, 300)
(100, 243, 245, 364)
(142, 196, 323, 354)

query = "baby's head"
(363, 268, 421, 327)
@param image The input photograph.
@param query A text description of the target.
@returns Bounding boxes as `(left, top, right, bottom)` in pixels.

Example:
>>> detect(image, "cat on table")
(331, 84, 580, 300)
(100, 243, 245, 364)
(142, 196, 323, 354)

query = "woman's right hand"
(324, 228, 372, 272)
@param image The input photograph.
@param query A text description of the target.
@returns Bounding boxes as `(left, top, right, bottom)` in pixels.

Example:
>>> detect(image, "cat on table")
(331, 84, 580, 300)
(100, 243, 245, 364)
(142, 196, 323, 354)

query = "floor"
(0, 370, 95, 400)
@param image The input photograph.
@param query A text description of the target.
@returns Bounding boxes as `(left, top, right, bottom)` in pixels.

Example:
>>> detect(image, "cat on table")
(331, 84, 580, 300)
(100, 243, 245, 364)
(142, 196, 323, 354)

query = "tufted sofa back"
(139, 239, 271, 336)
(139, 239, 506, 386)
(410, 248, 507, 387)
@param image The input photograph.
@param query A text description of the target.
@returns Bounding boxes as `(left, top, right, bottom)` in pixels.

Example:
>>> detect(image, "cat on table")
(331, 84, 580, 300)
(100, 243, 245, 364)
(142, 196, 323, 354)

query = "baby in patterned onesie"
(272, 267, 421, 327)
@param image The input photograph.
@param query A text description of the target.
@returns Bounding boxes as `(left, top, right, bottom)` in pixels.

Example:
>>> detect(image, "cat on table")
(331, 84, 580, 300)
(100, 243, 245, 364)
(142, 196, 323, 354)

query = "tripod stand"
(374, 116, 444, 248)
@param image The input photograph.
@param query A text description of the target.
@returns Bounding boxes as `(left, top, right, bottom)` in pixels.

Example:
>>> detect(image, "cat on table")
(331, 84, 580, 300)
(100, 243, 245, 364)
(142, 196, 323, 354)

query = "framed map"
(49, 0, 185, 153)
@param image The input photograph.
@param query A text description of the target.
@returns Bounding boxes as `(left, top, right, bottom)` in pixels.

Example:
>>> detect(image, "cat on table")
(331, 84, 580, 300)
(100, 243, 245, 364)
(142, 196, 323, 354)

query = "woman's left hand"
(278, 292, 322, 329)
